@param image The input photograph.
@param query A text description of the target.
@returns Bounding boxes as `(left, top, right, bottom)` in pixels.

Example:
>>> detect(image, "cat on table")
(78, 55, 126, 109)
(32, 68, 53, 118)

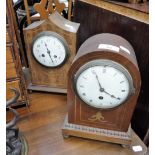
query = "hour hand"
(103, 90, 120, 100)
(44, 42, 54, 63)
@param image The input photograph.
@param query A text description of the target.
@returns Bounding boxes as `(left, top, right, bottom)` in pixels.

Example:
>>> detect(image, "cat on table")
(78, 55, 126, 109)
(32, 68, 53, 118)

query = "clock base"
(62, 115, 132, 146)
(27, 83, 67, 94)
(23, 68, 67, 94)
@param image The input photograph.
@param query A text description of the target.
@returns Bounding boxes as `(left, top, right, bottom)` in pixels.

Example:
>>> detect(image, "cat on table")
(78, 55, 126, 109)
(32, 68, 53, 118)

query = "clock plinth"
(23, 67, 67, 93)
(27, 82, 67, 94)
(62, 115, 132, 146)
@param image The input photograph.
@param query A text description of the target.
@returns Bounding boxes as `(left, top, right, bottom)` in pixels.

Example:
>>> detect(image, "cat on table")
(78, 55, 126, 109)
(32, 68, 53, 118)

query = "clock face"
(74, 60, 134, 109)
(32, 31, 69, 67)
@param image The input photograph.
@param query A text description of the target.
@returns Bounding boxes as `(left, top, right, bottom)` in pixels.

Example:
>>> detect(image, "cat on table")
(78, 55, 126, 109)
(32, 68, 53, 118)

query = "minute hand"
(92, 70, 104, 92)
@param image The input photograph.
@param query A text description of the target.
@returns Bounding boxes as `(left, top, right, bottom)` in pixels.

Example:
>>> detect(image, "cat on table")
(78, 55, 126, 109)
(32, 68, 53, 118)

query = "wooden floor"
(7, 92, 147, 155)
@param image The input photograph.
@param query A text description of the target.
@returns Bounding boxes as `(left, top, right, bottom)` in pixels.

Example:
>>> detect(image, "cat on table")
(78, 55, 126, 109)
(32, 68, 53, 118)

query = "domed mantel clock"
(24, 12, 80, 93)
(62, 33, 141, 146)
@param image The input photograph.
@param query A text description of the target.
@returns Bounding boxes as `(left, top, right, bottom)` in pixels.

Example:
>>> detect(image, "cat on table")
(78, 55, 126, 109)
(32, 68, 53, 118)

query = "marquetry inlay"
(88, 112, 106, 123)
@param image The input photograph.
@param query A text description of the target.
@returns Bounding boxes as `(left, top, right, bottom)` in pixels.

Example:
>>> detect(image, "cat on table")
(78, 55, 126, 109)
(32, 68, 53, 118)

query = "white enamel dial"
(32, 32, 68, 67)
(75, 60, 133, 109)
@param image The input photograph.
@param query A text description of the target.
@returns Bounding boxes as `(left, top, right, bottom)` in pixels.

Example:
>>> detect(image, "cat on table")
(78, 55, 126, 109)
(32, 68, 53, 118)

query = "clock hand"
(92, 70, 120, 100)
(44, 42, 54, 63)
(47, 50, 54, 63)
(92, 70, 104, 92)
(102, 89, 121, 100)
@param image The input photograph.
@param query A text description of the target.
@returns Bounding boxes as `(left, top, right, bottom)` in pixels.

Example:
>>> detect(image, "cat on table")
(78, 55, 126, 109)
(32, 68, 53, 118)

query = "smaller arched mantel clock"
(62, 33, 141, 146)
(24, 12, 80, 93)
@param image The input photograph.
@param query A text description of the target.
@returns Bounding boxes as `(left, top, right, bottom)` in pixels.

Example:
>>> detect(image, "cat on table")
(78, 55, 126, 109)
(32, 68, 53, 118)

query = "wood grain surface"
(6, 80, 22, 101)
(6, 0, 29, 107)
(78, 0, 148, 23)
(6, 46, 14, 63)
(24, 12, 80, 91)
(6, 63, 17, 79)
(6, 31, 11, 43)
(107, 0, 149, 13)
(7, 92, 147, 155)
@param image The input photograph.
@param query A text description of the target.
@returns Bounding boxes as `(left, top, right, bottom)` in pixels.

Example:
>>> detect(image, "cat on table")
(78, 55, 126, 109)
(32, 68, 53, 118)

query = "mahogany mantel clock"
(24, 12, 80, 93)
(62, 33, 141, 146)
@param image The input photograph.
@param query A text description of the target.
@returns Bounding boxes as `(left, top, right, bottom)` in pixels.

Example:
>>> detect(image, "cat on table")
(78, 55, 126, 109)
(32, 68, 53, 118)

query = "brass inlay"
(88, 112, 106, 122)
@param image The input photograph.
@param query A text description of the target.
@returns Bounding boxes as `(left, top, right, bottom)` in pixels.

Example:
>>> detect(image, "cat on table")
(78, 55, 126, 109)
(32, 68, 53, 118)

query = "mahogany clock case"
(73, 0, 148, 139)
(67, 33, 141, 132)
(24, 12, 80, 93)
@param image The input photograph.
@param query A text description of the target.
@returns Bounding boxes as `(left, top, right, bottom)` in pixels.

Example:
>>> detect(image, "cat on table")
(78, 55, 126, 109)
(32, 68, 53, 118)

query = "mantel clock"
(24, 12, 80, 93)
(62, 33, 141, 146)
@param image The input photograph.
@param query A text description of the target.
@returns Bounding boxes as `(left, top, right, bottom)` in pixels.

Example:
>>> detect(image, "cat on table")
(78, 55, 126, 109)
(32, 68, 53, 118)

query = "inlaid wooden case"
(73, 0, 149, 140)
(62, 33, 141, 146)
(24, 12, 80, 93)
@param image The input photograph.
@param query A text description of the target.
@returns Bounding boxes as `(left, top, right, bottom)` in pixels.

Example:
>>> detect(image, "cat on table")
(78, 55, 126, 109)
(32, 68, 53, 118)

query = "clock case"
(62, 33, 141, 146)
(24, 12, 80, 93)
